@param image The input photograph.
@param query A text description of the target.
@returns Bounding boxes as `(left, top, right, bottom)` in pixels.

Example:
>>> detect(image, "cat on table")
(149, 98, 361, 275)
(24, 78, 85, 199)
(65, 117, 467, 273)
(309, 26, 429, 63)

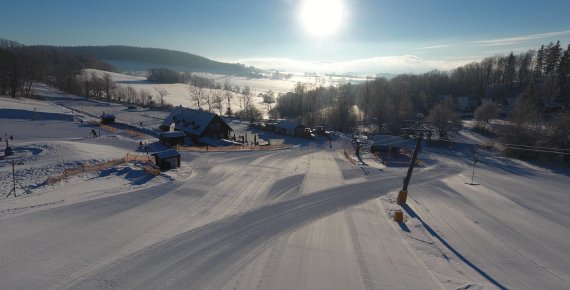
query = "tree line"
(147, 68, 217, 88)
(0, 39, 115, 98)
(273, 41, 569, 162)
(60, 45, 262, 77)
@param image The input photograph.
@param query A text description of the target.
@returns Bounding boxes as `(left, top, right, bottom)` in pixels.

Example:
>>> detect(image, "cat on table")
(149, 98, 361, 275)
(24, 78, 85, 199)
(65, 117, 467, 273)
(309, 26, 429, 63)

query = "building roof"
(162, 107, 231, 136)
(160, 131, 187, 138)
(271, 120, 304, 130)
(151, 149, 181, 159)
(371, 135, 415, 149)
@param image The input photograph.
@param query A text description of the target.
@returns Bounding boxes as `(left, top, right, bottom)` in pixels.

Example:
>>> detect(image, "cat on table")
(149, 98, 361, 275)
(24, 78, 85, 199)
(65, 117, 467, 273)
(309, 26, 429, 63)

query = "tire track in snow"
(62, 151, 463, 289)
(345, 210, 375, 290)
(67, 178, 402, 290)
(255, 235, 288, 290)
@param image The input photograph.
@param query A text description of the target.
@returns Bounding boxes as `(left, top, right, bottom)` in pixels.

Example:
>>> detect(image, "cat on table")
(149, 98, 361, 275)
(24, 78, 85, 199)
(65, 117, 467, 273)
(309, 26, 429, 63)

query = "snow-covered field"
(81, 69, 366, 117)
(0, 88, 569, 289)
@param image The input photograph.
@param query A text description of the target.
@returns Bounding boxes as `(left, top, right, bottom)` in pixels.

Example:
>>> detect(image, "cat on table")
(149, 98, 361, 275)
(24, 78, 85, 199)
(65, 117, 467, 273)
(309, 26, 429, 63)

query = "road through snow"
(0, 143, 467, 290)
(66, 148, 461, 290)
(1, 130, 568, 289)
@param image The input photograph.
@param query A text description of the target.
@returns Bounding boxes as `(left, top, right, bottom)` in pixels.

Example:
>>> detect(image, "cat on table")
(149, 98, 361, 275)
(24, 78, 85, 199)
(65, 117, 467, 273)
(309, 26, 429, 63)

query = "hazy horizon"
(2, 0, 569, 74)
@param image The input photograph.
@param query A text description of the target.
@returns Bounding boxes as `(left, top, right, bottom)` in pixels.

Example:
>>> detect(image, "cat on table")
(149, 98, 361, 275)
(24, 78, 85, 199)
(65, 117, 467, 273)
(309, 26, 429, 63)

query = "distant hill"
(54, 45, 262, 77)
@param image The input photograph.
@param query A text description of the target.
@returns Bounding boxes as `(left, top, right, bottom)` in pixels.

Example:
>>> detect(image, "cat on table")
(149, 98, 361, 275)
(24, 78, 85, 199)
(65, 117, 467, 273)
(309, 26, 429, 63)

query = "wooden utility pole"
(397, 117, 431, 205)
(9, 160, 16, 197)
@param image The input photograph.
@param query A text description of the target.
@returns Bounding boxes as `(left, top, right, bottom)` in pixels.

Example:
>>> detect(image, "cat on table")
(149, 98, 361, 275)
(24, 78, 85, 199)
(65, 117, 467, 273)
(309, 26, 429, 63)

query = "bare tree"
(261, 89, 276, 113)
(501, 87, 542, 158)
(303, 83, 318, 128)
(79, 71, 91, 97)
(240, 86, 251, 111)
(0, 49, 19, 98)
(474, 103, 500, 129)
(211, 89, 224, 115)
(244, 103, 263, 124)
(330, 83, 356, 132)
(428, 102, 462, 138)
(102, 73, 115, 101)
(154, 87, 168, 109)
(548, 111, 570, 163)
(125, 86, 138, 103)
(359, 77, 374, 123)
(294, 82, 307, 121)
(540, 72, 560, 109)
(188, 84, 205, 109)
(90, 72, 104, 100)
(223, 79, 233, 114)
(138, 89, 150, 106)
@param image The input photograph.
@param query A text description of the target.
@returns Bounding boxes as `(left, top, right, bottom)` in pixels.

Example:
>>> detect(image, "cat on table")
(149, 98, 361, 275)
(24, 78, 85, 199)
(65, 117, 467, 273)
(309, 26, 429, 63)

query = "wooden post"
(398, 136, 422, 205)
(396, 191, 408, 205)
(393, 210, 404, 222)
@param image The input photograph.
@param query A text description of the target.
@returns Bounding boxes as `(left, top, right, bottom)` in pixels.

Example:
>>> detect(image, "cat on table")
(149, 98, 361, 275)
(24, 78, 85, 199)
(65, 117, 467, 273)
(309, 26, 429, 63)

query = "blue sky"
(1, 0, 569, 74)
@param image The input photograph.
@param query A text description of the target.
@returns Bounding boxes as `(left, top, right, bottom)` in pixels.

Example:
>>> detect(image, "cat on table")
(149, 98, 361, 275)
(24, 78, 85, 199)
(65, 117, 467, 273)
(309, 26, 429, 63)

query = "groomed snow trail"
(0, 143, 467, 290)
(65, 148, 460, 290)
(2, 99, 568, 290)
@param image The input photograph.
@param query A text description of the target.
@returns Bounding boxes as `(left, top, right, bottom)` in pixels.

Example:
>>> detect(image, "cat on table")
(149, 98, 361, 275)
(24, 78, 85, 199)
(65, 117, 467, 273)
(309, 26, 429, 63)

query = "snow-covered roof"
(160, 131, 186, 138)
(151, 149, 180, 159)
(271, 120, 304, 130)
(371, 135, 415, 148)
(162, 107, 229, 136)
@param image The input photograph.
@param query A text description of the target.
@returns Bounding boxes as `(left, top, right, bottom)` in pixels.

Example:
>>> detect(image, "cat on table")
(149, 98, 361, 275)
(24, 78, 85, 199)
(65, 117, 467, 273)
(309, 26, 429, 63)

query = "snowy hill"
(0, 88, 569, 289)
(58, 45, 262, 77)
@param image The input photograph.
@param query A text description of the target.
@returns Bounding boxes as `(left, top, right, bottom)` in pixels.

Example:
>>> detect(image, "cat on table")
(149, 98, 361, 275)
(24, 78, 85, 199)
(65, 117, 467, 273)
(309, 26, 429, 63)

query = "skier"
(91, 129, 97, 138)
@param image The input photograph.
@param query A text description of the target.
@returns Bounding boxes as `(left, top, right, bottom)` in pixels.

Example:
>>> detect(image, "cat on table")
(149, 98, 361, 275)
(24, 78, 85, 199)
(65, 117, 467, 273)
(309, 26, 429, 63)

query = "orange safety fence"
(143, 164, 161, 176)
(99, 124, 118, 133)
(45, 158, 125, 185)
(125, 153, 154, 163)
(124, 129, 147, 139)
(175, 144, 293, 152)
(125, 153, 160, 176)
(45, 153, 159, 185)
(344, 149, 357, 165)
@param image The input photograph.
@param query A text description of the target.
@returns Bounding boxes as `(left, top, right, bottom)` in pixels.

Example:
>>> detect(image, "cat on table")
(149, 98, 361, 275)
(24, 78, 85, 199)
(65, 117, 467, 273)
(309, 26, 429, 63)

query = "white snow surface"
(82, 68, 366, 118)
(0, 90, 569, 290)
(84, 69, 266, 116)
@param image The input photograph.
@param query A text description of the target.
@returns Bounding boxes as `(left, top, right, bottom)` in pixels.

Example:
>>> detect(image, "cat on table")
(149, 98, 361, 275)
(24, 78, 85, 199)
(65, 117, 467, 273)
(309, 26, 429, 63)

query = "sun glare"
(300, 0, 345, 38)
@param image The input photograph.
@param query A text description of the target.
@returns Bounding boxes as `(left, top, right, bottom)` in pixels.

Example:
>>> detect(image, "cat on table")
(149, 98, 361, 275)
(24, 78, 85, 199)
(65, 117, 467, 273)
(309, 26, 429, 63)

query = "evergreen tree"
(545, 41, 562, 75)
(557, 44, 570, 100)
(504, 52, 516, 94)
(534, 45, 545, 80)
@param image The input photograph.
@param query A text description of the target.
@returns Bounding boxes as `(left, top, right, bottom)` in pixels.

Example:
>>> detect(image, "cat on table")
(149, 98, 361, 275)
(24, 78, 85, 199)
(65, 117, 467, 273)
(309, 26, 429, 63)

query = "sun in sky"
(300, 0, 346, 38)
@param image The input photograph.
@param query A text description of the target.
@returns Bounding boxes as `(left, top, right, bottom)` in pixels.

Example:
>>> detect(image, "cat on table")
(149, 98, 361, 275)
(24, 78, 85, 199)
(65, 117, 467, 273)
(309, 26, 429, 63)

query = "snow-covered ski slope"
(0, 89, 569, 289)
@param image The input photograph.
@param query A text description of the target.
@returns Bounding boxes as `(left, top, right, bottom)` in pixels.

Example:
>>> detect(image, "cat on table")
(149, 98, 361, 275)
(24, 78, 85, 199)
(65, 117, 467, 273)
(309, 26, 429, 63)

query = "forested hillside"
(0, 40, 115, 98)
(274, 41, 570, 162)
(58, 45, 261, 77)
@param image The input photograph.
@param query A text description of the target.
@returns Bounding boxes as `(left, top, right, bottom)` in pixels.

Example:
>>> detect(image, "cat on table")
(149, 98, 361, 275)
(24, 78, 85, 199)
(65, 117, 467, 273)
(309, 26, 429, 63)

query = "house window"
(210, 123, 221, 130)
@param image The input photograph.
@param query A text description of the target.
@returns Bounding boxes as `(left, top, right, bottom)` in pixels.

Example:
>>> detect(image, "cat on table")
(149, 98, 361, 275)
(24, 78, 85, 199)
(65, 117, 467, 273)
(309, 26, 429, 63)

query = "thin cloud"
(473, 30, 570, 46)
(234, 55, 476, 74)
(420, 44, 451, 49)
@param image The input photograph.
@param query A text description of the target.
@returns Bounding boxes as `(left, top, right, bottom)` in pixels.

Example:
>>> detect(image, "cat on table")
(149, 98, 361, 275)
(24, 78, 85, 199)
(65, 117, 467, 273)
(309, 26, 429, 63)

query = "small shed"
(100, 114, 116, 125)
(273, 120, 305, 137)
(151, 149, 181, 171)
(159, 131, 187, 147)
